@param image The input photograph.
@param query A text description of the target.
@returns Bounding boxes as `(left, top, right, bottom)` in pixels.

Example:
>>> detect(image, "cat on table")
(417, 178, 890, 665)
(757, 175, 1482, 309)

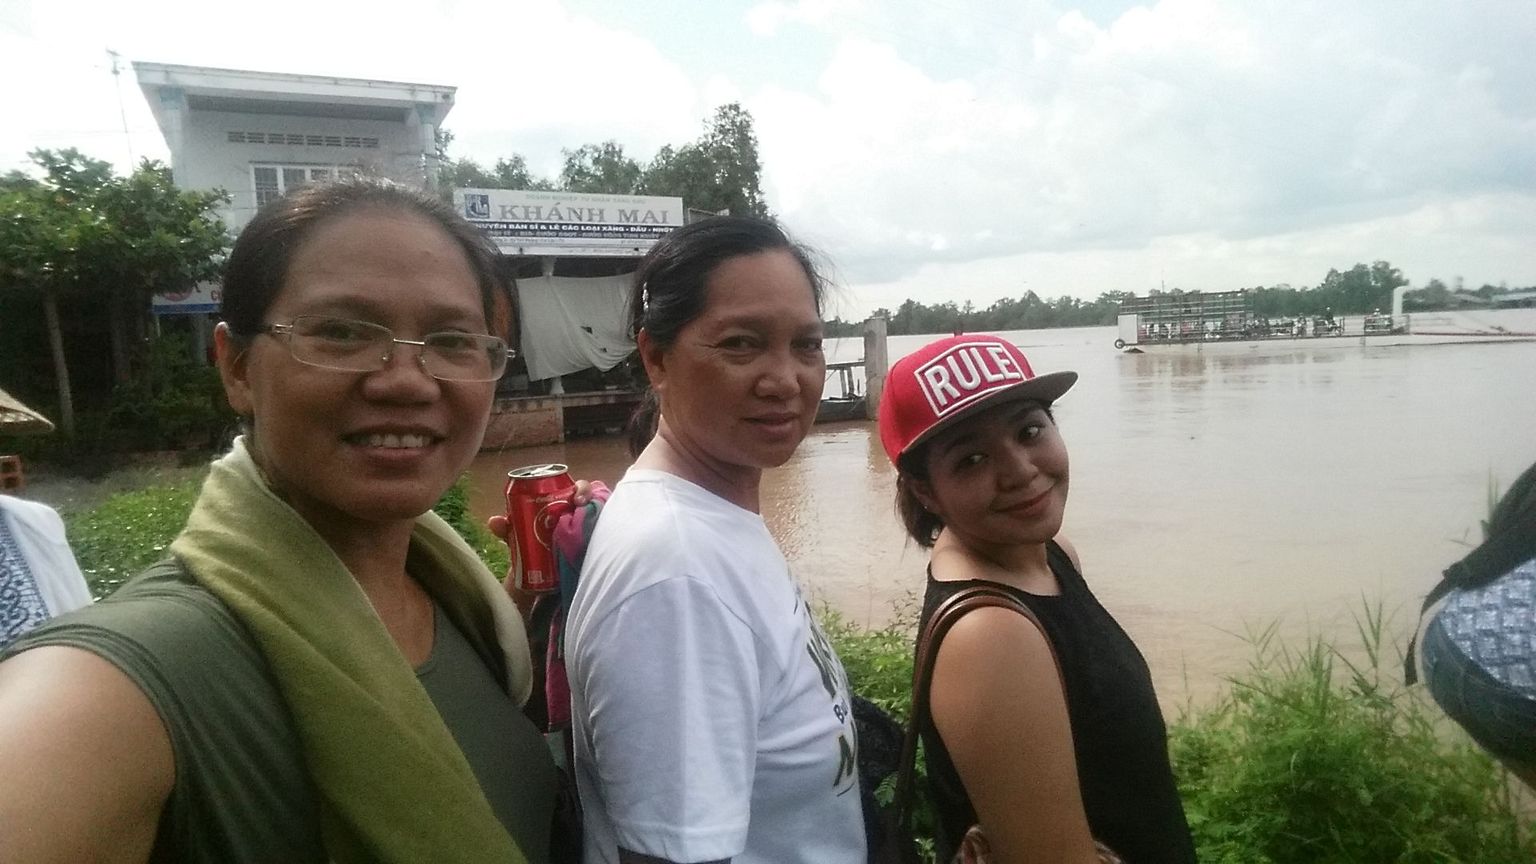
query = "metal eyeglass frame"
(260, 317, 516, 382)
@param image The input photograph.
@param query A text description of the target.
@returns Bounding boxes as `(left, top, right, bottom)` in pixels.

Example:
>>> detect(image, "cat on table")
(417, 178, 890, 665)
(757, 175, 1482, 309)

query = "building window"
(253, 166, 281, 207)
(252, 164, 357, 206)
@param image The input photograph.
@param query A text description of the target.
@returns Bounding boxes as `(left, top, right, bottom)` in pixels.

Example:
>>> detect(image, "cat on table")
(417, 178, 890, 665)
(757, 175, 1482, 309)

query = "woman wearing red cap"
(878, 334, 1194, 864)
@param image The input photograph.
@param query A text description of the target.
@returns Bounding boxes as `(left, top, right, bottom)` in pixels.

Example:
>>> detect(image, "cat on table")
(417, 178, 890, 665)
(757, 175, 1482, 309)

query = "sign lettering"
(913, 342, 1032, 416)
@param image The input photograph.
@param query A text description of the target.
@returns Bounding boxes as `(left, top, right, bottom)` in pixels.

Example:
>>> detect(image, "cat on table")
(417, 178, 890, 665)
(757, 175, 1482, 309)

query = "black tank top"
(918, 541, 1196, 864)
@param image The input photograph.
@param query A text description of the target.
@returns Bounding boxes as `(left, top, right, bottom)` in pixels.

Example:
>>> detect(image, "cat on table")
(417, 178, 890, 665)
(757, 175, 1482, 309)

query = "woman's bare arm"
(929, 607, 1100, 864)
(0, 646, 173, 864)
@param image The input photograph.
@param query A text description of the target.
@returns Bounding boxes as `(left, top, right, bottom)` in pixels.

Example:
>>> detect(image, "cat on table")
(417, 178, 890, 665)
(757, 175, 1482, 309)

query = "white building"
(134, 62, 455, 235)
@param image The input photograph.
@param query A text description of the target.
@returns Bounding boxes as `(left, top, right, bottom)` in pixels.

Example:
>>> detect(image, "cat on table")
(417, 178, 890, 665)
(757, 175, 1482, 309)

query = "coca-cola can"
(504, 463, 576, 594)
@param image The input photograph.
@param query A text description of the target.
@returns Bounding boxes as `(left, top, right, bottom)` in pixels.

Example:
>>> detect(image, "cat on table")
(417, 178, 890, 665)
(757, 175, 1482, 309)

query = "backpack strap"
(891, 584, 1061, 827)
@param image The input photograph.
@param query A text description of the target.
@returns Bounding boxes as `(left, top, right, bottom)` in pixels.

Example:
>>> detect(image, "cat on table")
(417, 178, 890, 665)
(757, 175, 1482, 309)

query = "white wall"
(178, 109, 425, 233)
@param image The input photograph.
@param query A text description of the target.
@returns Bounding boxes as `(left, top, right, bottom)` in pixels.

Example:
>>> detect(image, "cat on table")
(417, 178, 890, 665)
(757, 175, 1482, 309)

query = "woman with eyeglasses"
(0, 181, 574, 864)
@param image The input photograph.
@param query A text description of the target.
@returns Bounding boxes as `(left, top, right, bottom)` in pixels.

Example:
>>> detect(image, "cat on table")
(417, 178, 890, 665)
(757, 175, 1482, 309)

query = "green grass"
(67, 478, 202, 599)
(65, 474, 509, 600)
(1168, 604, 1534, 863)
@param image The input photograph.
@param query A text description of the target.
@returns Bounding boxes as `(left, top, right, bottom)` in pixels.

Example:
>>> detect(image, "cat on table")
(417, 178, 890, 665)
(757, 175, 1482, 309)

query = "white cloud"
(5, 0, 1533, 319)
(1, 0, 705, 175)
(842, 191, 1536, 318)
(735, 0, 1536, 313)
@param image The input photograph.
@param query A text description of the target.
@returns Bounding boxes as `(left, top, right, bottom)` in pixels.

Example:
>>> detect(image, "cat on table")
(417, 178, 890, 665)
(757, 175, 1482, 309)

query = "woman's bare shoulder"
(928, 543, 988, 583)
(1053, 533, 1083, 572)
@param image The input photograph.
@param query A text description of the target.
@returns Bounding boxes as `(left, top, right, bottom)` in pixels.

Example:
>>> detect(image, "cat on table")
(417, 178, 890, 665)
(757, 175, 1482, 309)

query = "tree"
(0, 182, 81, 435)
(0, 149, 227, 436)
(439, 154, 553, 195)
(86, 161, 228, 384)
(435, 102, 772, 215)
(1409, 278, 1451, 310)
(559, 142, 642, 194)
(640, 103, 770, 217)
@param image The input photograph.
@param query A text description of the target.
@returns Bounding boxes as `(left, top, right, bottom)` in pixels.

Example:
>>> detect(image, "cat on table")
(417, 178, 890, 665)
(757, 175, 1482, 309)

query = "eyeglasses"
(260, 316, 514, 382)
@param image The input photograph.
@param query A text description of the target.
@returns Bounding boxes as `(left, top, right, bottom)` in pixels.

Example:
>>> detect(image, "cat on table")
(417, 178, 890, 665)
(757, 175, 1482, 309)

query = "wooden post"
(861, 315, 888, 421)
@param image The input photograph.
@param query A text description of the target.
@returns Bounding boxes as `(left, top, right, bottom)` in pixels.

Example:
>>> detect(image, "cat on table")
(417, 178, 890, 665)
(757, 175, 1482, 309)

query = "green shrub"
(106, 332, 233, 451)
(1170, 606, 1535, 863)
(68, 474, 509, 599)
(432, 474, 511, 578)
(66, 479, 201, 598)
(1, 334, 232, 476)
(820, 598, 920, 722)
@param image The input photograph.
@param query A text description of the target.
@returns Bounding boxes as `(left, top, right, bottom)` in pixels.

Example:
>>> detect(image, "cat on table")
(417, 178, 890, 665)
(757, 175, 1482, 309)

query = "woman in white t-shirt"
(566, 216, 865, 864)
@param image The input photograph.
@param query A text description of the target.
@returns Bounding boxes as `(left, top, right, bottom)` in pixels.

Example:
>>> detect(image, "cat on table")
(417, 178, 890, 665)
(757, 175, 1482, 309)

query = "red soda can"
(504, 463, 576, 593)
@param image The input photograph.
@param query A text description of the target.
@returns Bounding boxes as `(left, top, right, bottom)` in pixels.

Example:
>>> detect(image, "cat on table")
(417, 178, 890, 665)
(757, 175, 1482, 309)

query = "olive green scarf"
(169, 439, 531, 863)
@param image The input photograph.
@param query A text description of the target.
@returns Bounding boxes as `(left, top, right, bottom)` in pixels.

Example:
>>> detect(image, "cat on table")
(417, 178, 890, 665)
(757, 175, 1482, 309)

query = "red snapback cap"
(877, 334, 1078, 465)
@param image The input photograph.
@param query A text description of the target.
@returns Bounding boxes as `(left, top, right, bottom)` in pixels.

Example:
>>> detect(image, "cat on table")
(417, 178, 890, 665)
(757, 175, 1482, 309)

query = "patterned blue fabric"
(1435, 558, 1536, 698)
(0, 510, 51, 649)
(1422, 612, 1536, 768)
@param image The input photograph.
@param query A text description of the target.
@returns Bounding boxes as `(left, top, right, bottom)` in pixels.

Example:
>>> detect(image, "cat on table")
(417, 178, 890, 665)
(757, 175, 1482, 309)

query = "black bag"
(854, 693, 920, 864)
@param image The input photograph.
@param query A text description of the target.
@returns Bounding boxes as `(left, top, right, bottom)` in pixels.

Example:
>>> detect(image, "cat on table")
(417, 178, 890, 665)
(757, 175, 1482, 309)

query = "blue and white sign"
(152, 282, 220, 316)
(454, 188, 685, 257)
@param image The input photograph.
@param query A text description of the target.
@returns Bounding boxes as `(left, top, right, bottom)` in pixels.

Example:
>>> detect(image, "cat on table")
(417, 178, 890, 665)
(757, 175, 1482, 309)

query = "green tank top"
(419, 602, 556, 861)
(2, 559, 555, 863)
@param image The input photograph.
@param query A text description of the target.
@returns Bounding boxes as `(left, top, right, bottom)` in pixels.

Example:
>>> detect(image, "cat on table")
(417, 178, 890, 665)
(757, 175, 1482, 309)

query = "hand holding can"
(504, 463, 576, 594)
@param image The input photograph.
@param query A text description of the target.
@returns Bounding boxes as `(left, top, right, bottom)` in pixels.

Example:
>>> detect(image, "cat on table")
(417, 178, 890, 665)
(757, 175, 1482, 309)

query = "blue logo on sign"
(464, 193, 490, 219)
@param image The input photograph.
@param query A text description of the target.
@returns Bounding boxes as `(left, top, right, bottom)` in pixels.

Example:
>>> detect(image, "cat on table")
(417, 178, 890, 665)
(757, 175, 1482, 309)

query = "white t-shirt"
(0, 495, 93, 649)
(567, 469, 866, 864)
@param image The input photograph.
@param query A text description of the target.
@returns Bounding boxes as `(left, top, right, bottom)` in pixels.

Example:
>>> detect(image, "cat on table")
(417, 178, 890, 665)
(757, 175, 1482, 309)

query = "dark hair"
(624, 215, 827, 457)
(221, 179, 504, 339)
(892, 402, 1056, 547)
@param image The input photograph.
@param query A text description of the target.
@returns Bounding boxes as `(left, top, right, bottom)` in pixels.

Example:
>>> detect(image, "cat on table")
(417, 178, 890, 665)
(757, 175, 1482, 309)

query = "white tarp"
(517, 275, 635, 381)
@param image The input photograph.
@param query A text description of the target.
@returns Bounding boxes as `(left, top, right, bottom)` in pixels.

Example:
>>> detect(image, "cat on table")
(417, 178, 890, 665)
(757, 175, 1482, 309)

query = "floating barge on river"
(1114, 288, 1536, 354)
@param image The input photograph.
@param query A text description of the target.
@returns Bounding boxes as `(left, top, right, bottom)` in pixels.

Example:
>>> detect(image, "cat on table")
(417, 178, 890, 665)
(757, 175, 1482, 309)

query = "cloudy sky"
(4, 0, 1533, 319)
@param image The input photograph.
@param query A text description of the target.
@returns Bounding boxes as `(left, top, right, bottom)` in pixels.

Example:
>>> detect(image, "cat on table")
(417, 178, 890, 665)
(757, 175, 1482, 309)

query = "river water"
(467, 310, 1536, 708)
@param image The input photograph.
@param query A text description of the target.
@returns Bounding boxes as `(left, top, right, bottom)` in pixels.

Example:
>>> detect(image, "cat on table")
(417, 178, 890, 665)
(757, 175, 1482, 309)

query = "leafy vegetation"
(67, 477, 202, 599)
(1169, 606, 1534, 863)
(431, 474, 512, 578)
(823, 260, 1532, 336)
(64, 475, 508, 600)
(0, 149, 229, 438)
(438, 102, 770, 218)
(826, 290, 1132, 336)
(103, 333, 233, 451)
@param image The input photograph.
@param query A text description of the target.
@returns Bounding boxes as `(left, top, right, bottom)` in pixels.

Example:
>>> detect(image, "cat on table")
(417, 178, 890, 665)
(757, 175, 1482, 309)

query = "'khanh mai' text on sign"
(454, 188, 685, 258)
